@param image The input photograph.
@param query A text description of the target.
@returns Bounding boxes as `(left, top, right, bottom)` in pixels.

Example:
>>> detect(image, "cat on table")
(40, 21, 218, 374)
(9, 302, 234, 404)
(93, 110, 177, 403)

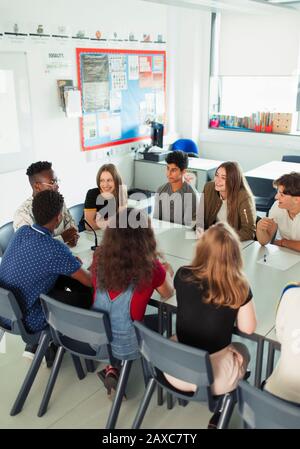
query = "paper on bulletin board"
(98, 112, 110, 137)
(110, 91, 121, 112)
(83, 114, 97, 139)
(109, 55, 126, 72)
(128, 55, 139, 80)
(257, 250, 300, 271)
(110, 115, 121, 140)
(145, 93, 155, 115)
(111, 72, 127, 90)
(153, 55, 164, 72)
(139, 56, 152, 73)
(83, 81, 109, 112)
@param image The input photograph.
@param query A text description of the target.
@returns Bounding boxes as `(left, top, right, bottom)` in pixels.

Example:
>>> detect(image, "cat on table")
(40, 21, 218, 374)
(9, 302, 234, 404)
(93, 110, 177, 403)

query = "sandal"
(97, 366, 127, 400)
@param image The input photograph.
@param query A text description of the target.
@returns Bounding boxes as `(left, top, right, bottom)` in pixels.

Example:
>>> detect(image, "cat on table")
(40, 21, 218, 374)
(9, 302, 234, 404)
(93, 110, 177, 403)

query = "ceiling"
(141, 0, 300, 13)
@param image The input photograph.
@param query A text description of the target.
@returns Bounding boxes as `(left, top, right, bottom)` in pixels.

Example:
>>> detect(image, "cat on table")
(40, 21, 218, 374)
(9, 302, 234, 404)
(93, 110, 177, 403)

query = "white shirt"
(216, 198, 227, 223)
(13, 197, 77, 242)
(265, 285, 300, 404)
(269, 201, 300, 241)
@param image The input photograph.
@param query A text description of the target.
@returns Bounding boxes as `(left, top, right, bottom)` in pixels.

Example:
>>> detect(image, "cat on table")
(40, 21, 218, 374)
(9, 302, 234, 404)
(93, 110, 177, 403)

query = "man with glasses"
(14, 161, 79, 247)
(256, 172, 300, 252)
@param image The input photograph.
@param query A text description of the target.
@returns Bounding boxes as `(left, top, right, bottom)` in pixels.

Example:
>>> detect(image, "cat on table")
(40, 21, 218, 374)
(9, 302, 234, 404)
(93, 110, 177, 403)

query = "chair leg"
(72, 354, 85, 380)
(140, 357, 151, 387)
(254, 338, 264, 388)
(38, 346, 65, 417)
(217, 394, 235, 429)
(10, 331, 51, 416)
(132, 378, 156, 429)
(85, 359, 96, 373)
(105, 360, 132, 429)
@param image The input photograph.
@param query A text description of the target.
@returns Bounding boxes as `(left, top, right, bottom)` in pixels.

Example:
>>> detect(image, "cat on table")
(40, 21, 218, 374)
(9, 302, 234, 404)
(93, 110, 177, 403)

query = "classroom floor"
(0, 333, 245, 429)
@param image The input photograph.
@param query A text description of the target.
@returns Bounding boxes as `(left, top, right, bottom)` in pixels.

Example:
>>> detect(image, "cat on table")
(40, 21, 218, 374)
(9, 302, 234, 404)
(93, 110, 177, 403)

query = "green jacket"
(203, 181, 256, 241)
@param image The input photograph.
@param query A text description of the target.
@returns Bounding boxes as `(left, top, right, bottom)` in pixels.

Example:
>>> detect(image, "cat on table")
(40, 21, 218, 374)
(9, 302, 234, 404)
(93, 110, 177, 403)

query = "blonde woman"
(165, 222, 257, 426)
(200, 161, 256, 241)
(80, 164, 127, 231)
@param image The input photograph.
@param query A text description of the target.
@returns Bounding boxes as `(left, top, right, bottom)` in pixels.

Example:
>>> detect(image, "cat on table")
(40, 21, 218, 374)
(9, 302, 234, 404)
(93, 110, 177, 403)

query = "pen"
(243, 208, 249, 224)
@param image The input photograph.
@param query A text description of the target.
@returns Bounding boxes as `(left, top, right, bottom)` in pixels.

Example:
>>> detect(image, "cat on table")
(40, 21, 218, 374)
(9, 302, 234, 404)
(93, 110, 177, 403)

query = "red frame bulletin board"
(76, 48, 166, 151)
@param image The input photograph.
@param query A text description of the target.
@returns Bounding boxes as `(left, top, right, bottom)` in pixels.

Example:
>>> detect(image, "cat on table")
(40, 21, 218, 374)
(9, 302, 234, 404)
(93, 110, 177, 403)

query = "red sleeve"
(152, 259, 167, 289)
(130, 260, 166, 321)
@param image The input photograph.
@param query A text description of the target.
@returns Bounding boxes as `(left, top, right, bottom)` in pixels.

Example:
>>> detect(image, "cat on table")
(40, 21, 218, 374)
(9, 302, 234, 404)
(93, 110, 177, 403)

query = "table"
(134, 158, 222, 192)
(245, 161, 300, 180)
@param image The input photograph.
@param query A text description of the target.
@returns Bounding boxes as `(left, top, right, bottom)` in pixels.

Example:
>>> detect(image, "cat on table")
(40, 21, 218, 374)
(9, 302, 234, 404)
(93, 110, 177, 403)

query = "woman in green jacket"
(200, 161, 256, 241)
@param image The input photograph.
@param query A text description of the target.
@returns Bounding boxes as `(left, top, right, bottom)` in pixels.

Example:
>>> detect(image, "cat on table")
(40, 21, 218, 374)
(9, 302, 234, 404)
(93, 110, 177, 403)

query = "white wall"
(0, 0, 168, 225)
(1, 0, 300, 226)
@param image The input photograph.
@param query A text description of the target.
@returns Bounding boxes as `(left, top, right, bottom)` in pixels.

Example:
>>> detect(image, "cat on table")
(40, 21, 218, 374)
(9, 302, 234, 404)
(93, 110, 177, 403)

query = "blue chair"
(171, 139, 199, 157)
(281, 155, 300, 163)
(0, 221, 14, 256)
(132, 321, 236, 429)
(237, 380, 300, 429)
(246, 176, 276, 216)
(69, 203, 84, 231)
(0, 287, 51, 416)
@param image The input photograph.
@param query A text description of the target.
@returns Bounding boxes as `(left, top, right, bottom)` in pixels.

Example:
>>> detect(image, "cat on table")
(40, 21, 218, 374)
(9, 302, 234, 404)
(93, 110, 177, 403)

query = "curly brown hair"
(94, 208, 158, 292)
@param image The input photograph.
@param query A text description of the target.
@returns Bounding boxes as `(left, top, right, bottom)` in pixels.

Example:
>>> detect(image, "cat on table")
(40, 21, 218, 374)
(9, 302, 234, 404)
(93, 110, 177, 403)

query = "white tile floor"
(0, 333, 245, 429)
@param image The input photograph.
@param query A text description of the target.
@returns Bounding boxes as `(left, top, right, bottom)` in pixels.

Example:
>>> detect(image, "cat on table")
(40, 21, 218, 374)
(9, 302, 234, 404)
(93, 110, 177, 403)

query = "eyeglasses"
(39, 179, 60, 187)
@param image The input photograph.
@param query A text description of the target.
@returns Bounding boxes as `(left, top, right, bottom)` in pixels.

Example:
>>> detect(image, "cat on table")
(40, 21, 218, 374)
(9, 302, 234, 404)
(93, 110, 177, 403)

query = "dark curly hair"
(32, 190, 64, 226)
(93, 208, 158, 292)
(26, 161, 52, 182)
(165, 150, 188, 171)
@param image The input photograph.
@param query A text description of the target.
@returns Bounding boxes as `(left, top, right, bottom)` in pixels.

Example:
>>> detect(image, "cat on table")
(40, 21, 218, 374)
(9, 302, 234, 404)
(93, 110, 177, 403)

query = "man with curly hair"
(13, 161, 79, 247)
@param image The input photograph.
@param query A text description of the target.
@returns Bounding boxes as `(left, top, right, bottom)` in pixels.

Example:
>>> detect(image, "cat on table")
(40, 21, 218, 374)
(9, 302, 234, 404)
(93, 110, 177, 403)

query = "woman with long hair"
(165, 222, 256, 427)
(80, 163, 127, 231)
(91, 207, 174, 397)
(199, 161, 256, 241)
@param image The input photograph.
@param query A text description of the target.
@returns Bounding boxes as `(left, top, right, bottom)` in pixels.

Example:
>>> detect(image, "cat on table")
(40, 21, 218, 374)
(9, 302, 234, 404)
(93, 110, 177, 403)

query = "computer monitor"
(150, 122, 164, 148)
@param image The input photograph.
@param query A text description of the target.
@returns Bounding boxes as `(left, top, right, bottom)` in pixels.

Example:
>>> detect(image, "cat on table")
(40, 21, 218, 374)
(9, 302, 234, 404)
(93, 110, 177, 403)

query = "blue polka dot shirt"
(0, 224, 81, 333)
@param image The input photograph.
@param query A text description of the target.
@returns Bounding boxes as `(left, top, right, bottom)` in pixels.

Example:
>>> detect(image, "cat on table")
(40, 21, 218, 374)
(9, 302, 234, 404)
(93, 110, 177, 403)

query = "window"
(209, 12, 300, 135)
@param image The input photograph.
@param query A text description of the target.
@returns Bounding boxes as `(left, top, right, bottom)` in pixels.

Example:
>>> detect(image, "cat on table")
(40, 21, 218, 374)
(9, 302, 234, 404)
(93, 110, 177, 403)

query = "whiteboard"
(0, 52, 33, 173)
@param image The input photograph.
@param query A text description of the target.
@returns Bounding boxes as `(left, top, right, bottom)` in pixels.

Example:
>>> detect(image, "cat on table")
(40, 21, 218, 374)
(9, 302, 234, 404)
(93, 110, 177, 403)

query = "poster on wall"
(76, 48, 166, 151)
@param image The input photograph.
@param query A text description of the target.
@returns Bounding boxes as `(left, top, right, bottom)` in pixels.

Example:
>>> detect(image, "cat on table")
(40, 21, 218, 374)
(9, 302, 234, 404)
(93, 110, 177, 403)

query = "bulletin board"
(76, 48, 166, 151)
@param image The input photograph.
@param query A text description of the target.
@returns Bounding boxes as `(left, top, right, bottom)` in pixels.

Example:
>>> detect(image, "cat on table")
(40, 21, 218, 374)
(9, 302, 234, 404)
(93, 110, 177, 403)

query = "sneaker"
(22, 344, 38, 360)
(207, 411, 221, 429)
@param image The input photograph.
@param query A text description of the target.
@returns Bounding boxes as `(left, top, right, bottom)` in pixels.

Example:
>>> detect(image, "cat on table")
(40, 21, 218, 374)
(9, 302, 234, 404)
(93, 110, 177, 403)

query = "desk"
(134, 158, 222, 192)
(245, 161, 300, 181)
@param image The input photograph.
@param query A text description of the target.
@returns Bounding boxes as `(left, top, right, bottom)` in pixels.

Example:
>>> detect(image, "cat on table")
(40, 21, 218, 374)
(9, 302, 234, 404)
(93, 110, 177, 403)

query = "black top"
(79, 188, 113, 230)
(174, 267, 252, 354)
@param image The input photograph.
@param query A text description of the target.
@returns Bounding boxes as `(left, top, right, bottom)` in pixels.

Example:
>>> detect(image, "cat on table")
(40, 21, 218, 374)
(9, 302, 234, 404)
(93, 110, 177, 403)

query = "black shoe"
(45, 343, 58, 368)
(22, 343, 38, 360)
(207, 411, 221, 429)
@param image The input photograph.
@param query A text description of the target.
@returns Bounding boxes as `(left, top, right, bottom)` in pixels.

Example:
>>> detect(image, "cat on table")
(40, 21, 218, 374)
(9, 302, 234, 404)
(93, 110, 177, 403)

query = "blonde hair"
(185, 222, 249, 309)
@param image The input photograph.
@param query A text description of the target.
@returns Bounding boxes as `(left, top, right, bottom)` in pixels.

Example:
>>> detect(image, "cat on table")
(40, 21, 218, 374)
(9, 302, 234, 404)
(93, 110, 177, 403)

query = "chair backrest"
(0, 221, 14, 255)
(0, 287, 40, 345)
(40, 293, 114, 361)
(246, 176, 276, 213)
(281, 155, 300, 164)
(134, 321, 214, 404)
(237, 380, 300, 429)
(171, 139, 199, 155)
(69, 203, 84, 229)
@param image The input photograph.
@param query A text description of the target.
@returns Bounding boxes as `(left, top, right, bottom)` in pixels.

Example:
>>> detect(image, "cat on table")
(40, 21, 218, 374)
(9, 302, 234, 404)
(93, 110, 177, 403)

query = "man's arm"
(256, 217, 277, 246)
(71, 267, 92, 287)
(274, 238, 300, 252)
